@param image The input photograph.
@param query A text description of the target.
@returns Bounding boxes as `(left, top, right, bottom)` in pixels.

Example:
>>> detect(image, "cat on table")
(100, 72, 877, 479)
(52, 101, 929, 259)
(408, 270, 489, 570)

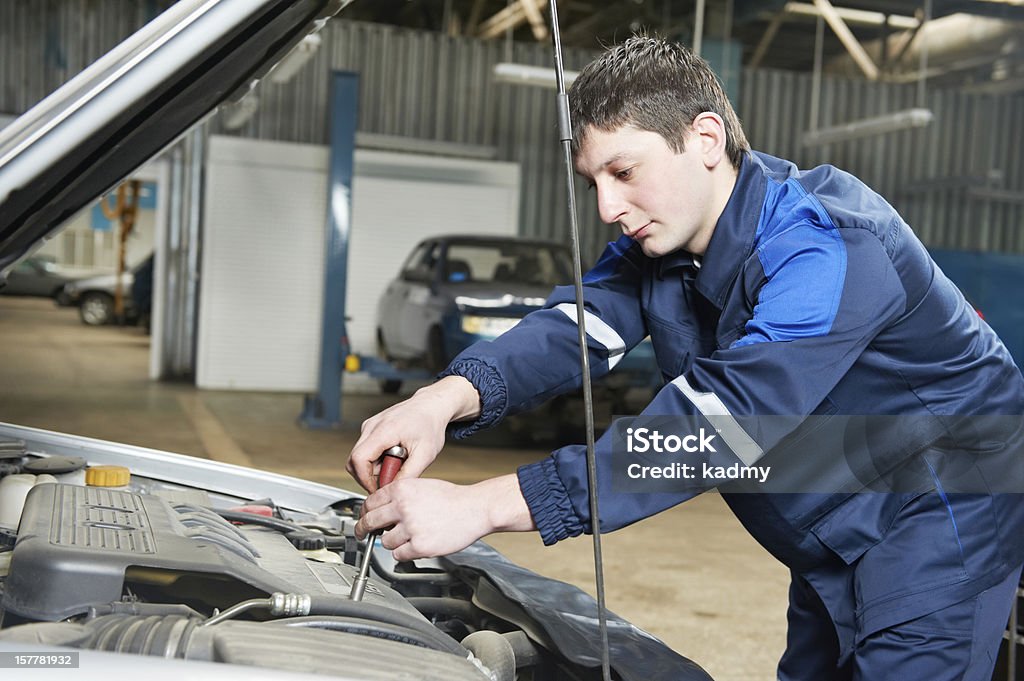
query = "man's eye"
(615, 168, 632, 180)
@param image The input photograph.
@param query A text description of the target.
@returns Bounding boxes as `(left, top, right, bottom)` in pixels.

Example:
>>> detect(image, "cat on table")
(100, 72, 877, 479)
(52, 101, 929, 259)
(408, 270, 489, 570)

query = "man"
(348, 37, 1024, 680)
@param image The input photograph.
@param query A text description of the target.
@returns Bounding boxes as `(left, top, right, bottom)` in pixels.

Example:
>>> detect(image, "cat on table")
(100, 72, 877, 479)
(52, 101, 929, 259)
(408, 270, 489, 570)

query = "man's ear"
(691, 112, 727, 169)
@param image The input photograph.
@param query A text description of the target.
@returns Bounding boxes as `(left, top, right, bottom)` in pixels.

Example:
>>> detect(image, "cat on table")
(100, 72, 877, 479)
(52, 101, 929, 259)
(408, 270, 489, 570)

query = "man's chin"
(637, 240, 667, 258)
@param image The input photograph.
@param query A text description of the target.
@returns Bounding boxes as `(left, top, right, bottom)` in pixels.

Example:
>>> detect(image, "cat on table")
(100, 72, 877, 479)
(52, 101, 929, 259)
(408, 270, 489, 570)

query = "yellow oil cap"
(345, 354, 361, 372)
(85, 465, 131, 487)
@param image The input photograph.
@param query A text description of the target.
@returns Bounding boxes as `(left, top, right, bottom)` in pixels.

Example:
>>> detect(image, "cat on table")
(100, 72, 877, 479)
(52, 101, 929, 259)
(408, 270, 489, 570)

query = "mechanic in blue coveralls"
(349, 37, 1024, 680)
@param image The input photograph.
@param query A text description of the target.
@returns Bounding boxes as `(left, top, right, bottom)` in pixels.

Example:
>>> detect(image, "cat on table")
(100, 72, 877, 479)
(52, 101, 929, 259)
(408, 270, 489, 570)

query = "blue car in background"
(377, 234, 659, 399)
(378, 235, 567, 374)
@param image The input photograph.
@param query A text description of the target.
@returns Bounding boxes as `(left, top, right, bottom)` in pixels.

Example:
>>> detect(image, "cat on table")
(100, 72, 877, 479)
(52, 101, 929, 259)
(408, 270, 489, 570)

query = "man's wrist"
(416, 375, 481, 423)
(475, 474, 535, 534)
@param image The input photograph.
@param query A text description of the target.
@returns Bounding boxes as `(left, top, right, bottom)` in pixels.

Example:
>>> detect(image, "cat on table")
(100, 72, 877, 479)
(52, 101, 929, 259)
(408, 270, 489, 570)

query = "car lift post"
(300, 70, 358, 429)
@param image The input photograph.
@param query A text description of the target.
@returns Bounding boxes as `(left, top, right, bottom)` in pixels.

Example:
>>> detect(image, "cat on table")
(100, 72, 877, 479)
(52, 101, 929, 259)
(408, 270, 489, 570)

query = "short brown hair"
(569, 36, 749, 168)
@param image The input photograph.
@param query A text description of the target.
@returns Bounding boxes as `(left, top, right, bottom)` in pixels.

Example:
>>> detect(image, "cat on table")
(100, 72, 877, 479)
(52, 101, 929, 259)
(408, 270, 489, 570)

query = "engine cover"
(2, 483, 414, 621)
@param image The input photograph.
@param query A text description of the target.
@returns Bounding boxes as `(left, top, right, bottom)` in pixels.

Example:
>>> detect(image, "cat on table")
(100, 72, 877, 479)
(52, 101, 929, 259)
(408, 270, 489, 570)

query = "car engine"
(0, 444, 540, 681)
(0, 429, 711, 681)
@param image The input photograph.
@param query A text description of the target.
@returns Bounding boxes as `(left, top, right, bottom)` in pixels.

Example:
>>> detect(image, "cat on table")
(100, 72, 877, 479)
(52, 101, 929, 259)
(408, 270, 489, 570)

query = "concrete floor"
(0, 296, 790, 680)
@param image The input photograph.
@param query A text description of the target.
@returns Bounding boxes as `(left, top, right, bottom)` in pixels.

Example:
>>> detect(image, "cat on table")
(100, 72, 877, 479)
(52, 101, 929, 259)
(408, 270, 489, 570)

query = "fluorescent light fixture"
(269, 33, 322, 84)
(493, 62, 578, 88)
(803, 108, 934, 146)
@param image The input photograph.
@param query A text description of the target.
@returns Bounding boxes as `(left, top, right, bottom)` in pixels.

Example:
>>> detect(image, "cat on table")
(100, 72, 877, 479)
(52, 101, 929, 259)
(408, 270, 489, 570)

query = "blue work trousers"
(778, 565, 1021, 680)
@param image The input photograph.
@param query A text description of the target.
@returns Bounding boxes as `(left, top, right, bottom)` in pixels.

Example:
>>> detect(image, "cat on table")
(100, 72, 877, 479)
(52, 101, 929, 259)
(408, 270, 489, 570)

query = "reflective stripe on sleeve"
(554, 303, 626, 370)
(670, 375, 764, 465)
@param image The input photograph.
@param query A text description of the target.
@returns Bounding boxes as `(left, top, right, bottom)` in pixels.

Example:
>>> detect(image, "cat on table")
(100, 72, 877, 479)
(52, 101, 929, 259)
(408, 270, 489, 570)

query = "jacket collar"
(656, 249, 698, 276)
(690, 151, 767, 309)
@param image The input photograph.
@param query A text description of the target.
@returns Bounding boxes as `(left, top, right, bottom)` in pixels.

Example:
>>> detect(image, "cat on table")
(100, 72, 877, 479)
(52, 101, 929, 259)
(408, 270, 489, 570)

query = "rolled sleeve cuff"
(517, 457, 584, 546)
(438, 358, 508, 439)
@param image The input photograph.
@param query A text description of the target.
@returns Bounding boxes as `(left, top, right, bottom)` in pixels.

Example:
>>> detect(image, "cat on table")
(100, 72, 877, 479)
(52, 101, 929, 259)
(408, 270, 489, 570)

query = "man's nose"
(596, 185, 628, 225)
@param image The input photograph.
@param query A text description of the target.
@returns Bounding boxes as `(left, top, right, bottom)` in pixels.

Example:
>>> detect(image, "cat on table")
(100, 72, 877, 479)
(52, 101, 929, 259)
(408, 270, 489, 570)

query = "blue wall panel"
(930, 249, 1024, 368)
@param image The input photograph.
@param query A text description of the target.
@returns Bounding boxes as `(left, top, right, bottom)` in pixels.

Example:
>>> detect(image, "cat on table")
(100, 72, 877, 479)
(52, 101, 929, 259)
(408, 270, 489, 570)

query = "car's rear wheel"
(79, 292, 114, 326)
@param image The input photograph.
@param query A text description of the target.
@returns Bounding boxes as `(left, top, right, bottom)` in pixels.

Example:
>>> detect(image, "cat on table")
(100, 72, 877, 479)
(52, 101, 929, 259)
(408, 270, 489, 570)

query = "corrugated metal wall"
(1, 4, 1022, 260)
(0, 0, 174, 113)
(212, 20, 608, 259)
(742, 69, 1024, 254)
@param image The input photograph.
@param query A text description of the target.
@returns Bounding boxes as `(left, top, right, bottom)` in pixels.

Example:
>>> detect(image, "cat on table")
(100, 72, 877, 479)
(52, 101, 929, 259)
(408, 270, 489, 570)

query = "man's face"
(575, 124, 716, 258)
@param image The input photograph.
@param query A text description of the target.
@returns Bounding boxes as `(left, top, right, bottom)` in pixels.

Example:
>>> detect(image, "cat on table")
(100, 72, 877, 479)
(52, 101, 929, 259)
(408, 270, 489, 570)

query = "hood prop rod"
(546, 4, 612, 680)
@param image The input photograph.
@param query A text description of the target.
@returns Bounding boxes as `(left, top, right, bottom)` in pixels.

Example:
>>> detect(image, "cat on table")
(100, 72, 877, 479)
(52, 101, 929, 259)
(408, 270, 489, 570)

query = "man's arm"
(440, 235, 650, 438)
(522, 223, 909, 544)
(347, 236, 650, 491)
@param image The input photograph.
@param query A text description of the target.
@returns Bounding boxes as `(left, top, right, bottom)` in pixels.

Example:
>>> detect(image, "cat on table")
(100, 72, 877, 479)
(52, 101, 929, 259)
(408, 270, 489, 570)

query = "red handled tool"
(349, 445, 407, 601)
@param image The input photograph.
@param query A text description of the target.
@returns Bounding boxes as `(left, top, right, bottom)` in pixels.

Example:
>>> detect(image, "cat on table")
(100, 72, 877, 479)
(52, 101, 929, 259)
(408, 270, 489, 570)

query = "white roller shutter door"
(197, 136, 519, 391)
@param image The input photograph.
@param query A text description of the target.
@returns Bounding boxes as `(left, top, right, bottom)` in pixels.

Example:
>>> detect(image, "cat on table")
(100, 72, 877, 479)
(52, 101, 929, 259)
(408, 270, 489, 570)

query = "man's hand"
(355, 474, 536, 561)
(347, 376, 481, 492)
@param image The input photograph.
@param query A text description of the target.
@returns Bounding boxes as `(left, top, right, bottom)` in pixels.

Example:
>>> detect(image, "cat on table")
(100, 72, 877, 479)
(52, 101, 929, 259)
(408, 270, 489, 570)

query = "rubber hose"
(85, 615, 196, 656)
(461, 630, 515, 681)
(213, 510, 345, 548)
(406, 597, 478, 620)
(305, 597, 465, 656)
(87, 602, 204, 620)
(272, 616, 449, 651)
(502, 630, 542, 668)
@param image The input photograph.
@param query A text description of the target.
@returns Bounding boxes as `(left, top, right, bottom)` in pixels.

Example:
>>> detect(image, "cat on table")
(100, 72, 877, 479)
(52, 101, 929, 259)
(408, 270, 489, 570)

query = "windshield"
(444, 242, 573, 286)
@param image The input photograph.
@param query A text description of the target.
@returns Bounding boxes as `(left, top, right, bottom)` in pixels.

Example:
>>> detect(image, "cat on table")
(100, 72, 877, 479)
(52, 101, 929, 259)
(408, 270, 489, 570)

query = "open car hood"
(0, 0, 350, 279)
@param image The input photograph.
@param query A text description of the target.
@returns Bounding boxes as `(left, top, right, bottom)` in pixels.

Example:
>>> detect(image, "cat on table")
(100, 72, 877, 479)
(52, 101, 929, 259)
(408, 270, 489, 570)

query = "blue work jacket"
(441, 151, 1024, 655)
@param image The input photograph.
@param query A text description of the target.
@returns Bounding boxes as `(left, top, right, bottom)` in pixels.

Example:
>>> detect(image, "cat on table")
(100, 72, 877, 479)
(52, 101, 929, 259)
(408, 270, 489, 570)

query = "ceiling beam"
(813, 0, 880, 79)
(477, 0, 548, 41)
(465, 0, 487, 35)
(520, 0, 548, 41)
(749, 10, 787, 68)
(749, 2, 918, 70)
(887, 19, 923, 69)
(477, 2, 527, 39)
(784, 2, 918, 29)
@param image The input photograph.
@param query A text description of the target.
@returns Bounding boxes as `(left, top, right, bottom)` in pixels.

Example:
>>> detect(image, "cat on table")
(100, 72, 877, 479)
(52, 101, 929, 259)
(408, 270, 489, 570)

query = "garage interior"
(1, 1, 1023, 680)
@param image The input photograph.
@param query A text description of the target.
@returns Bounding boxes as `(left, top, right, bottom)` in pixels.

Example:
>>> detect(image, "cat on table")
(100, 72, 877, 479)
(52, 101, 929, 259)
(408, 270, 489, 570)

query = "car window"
(401, 241, 440, 283)
(444, 243, 572, 286)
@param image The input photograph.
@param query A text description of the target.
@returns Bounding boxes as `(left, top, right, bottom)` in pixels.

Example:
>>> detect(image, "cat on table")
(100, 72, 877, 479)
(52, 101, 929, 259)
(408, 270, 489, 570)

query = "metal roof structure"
(343, 0, 1024, 91)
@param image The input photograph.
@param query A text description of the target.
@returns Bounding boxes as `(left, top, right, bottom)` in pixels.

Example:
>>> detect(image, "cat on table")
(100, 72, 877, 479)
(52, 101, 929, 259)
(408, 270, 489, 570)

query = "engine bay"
(0, 439, 539, 681)
(0, 425, 710, 681)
